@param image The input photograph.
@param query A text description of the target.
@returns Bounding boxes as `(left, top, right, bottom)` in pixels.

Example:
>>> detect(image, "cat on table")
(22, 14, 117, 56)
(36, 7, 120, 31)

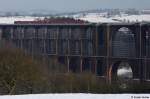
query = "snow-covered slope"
(112, 14, 150, 22)
(0, 13, 150, 24)
(73, 13, 150, 23)
(75, 13, 118, 23)
(0, 94, 149, 99)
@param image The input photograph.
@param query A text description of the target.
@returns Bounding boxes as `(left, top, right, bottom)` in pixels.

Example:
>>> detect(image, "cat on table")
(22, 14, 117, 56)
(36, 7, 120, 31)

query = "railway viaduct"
(0, 23, 149, 83)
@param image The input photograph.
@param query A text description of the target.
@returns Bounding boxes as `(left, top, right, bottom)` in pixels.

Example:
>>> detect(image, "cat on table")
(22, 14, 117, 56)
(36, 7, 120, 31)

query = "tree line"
(0, 40, 149, 95)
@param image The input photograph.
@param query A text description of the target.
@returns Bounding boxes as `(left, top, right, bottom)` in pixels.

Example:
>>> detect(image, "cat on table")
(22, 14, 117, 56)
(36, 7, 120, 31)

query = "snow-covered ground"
(112, 14, 150, 23)
(74, 13, 150, 23)
(0, 94, 149, 99)
(0, 13, 150, 24)
(76, 13, 118, 23)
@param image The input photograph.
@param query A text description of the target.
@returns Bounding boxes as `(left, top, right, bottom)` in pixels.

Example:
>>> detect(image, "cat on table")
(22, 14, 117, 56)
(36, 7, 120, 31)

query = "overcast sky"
(0, 0, 149, 12)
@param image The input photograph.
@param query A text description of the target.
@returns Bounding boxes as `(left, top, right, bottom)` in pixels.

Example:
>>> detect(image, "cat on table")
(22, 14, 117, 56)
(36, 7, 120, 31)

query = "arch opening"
(109, 61, 133, 88)
(117, 62, 133, 88)
(112, 27, 136, 57)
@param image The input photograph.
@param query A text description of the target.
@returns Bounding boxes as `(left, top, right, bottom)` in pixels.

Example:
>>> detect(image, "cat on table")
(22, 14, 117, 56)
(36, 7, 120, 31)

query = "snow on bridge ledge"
(0, 94, 149, 99)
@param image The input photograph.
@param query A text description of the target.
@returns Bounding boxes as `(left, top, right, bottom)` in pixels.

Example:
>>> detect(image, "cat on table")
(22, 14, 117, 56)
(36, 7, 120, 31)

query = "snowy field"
(0, 94, 149, 99)
(74, 13, 150, 23)
(0, 14, 150, 24)
(75, 13, 118, 23)
(112, 14, 150, 23)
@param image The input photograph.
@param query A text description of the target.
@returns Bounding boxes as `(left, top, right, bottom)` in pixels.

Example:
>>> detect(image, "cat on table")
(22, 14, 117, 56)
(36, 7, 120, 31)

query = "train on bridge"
(0, 22, 149, 82)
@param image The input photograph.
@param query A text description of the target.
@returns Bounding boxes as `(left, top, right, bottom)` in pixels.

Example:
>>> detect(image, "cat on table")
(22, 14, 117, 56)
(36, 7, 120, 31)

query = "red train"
(14, 17, 88, 24)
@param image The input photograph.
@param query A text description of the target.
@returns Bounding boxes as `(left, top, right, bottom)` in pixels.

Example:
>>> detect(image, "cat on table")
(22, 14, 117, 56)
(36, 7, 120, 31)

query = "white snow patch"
(112, 14, 150, 22)
(0, 94, 149, 99)
(74, 13, 150, 23)
(0, 16, 43, 24)
(0, 14, 150, 24)
(76, 14, 118, 23)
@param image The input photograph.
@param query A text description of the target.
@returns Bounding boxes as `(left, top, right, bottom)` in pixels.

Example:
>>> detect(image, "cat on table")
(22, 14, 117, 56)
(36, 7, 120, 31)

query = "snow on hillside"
(73, 13, 150, 23)
(112, 14, 150, 23)
(0, 94, 149, 99)
(0, 14, 150, 24)
(75, 13, 119, 23)
(0, 16, 43, 24)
